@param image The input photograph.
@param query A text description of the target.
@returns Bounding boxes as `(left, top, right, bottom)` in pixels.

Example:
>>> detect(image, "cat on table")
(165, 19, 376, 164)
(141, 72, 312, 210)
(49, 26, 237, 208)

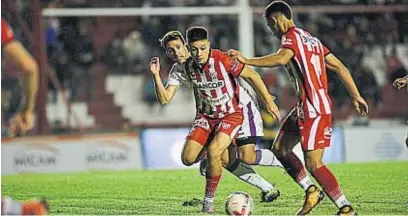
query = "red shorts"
(298, 114, 332, 151)
(186, 111, 244, 146)
(277, 107, 332, 151)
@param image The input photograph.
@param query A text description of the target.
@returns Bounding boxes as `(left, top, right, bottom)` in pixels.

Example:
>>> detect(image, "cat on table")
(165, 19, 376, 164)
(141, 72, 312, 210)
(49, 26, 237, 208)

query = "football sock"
(204, 175, 221, 201)
(226, 159, 274, 192)
(2, 197, 22, 215)
(279, 151, 313, 190)
(255, 149, 283, 167)
(312, 165, 350, 208)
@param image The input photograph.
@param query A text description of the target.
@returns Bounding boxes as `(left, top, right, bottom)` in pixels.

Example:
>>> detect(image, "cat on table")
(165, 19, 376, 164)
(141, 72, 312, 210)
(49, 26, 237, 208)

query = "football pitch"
(2, 162, 407, 215)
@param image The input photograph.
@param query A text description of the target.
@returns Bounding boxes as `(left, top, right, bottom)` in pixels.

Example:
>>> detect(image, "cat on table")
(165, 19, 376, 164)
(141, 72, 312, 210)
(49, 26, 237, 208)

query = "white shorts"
(236, 101, 264, 145)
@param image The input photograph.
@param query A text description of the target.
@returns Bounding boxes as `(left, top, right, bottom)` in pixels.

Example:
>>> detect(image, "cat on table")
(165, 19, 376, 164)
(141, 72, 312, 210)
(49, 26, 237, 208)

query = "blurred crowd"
(1, 0, 407, 131)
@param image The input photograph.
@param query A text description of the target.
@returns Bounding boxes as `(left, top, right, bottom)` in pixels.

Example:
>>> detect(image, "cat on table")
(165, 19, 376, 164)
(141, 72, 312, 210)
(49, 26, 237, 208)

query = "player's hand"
(266, 99, 281, 121)
(393, 77, 408, 89)
(149, 57, 160, 76)
(352, 96, 368, 116)
(228, 49, 247, 64)
(9, 110, 35, 136)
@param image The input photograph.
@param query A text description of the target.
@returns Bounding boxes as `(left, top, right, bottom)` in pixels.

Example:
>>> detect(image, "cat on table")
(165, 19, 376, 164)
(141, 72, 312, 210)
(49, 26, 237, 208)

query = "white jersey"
(237, 78, 264, 140)
(168, 62, 264, 140)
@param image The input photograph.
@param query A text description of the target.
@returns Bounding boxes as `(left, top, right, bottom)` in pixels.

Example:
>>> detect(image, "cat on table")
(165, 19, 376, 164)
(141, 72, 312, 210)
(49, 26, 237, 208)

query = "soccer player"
(228, 1, 368, 215)
(1, 17, 38, 136)
(150, 28, 280, 213)
(200, 72, 284, 170)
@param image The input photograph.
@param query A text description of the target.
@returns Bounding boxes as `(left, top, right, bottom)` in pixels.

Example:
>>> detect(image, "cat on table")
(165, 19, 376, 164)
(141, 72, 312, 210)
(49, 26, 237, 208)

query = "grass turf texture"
(2, 162, 408, 215)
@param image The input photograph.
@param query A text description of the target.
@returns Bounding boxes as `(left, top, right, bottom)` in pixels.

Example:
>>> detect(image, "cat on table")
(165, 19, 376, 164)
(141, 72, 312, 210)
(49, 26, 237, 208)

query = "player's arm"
(325, 54, 361, 99)
(228, 48, 293, 67)
(239, 66, 281, 120)
(3, 41, 39, 112)
(149, 57, 180, 105)
(325, 53, 368, 115)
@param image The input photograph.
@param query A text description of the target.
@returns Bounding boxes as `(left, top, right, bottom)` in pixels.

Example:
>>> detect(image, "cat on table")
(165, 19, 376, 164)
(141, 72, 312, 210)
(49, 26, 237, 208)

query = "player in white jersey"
(150, 30, 281, 212)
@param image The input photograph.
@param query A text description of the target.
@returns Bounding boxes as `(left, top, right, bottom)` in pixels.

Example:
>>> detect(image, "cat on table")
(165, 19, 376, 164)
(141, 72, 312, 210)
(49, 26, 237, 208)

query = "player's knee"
(305, 157, 323, 172)
(181, 154, 196, 166)
(239, 150, 256, 164)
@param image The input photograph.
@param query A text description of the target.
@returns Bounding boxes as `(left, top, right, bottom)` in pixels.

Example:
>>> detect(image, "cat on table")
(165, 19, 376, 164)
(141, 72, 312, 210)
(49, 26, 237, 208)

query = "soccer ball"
(225, 191, 254, 216)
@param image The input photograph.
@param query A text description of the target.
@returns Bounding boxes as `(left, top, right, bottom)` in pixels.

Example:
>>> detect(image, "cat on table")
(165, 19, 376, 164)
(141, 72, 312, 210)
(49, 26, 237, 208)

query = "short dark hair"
(264, 1, 292, 20)
(186, 26, 208, 43)
(159, 31, 185, 49)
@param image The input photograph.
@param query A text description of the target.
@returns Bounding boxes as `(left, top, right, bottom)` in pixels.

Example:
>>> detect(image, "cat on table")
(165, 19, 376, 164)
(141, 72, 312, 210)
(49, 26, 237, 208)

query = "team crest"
(324, 127, 332, 139)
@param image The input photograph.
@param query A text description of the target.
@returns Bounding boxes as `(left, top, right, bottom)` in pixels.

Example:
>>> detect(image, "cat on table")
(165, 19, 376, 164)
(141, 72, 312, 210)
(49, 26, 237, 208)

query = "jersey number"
(310, 54, 322, 76)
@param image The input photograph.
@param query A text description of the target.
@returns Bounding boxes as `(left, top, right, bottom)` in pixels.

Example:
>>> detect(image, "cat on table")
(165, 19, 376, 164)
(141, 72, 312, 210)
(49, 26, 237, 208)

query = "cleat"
(199, 157, 208, 177)
(22, 197, 49, 215)
(336, 205, 357, 216)
(202, 199, 215, 214)
(296, 185, 324, 215)
(260, 188, 280, 202)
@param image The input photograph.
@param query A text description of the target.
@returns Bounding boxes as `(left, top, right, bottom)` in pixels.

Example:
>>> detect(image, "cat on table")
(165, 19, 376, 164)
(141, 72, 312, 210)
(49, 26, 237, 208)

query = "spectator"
(122, 30, 146, 74)
(70, 19, 94, 101)
(386, 45, 407, 84)
(355, 65, 380, 106)
(106, 33, 127, 74)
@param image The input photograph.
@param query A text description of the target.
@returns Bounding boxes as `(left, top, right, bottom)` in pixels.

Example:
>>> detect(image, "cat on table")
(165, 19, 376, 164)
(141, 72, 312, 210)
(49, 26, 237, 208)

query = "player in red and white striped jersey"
(150, 28, 281, 213)
(229, 1, 368, 215)
(186, 26, 282, 213)
(151, 29, 281, 206)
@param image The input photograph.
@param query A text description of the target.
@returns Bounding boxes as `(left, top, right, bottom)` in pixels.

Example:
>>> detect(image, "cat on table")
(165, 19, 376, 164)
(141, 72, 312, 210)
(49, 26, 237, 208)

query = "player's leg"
(272, 108, 315, 191)
(301, 115, 356, 215)
(238, 142, 283, 167)
(2, 196, 48, 215)
(182, 117, 211, 166)
(223, 144, 280, 202)
(238, 102, 281, 166)
(202, 112, 243, 213)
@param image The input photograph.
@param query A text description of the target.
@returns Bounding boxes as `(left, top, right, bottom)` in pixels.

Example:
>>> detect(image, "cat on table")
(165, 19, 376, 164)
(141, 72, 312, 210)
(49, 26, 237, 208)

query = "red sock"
(280, 151, 308, 182)
(312, 165, 343, 201)
(205, 175, 221, 199)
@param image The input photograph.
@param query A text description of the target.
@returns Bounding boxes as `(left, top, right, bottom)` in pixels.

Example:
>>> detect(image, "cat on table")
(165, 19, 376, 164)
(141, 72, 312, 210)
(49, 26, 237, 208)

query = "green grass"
(2, 162, 408, 215)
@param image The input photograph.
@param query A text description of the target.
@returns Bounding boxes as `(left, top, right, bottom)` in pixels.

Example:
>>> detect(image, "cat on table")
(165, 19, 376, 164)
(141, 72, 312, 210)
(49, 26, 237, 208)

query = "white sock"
(2, 196, 22, 215)
(299, 176, 314, 190)
(334, 194, 350, 208)
(203, 197, 214, 203)
(258, 149, 283, 167)
(240, 173, 274, 192)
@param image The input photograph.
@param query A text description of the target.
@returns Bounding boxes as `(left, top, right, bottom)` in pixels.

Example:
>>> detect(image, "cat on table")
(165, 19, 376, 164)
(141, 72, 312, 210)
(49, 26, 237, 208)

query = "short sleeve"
(2, 18, 15, 45)
(167, 64, 182, 86)
(218, 50, 244, 77)
(322, 44, 331, 56)
(281, 34, 297, 53)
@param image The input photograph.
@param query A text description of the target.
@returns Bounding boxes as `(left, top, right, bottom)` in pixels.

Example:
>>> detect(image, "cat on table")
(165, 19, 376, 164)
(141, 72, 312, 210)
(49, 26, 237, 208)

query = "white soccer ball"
(225, 191, 254, 216)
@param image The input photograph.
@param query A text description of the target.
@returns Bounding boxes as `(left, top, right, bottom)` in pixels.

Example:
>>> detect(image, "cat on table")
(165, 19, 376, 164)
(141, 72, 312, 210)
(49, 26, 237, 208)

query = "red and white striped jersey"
(167, 49, 244, 118)
(1, 18, 15, 45)
(281, 27, 332, 118)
